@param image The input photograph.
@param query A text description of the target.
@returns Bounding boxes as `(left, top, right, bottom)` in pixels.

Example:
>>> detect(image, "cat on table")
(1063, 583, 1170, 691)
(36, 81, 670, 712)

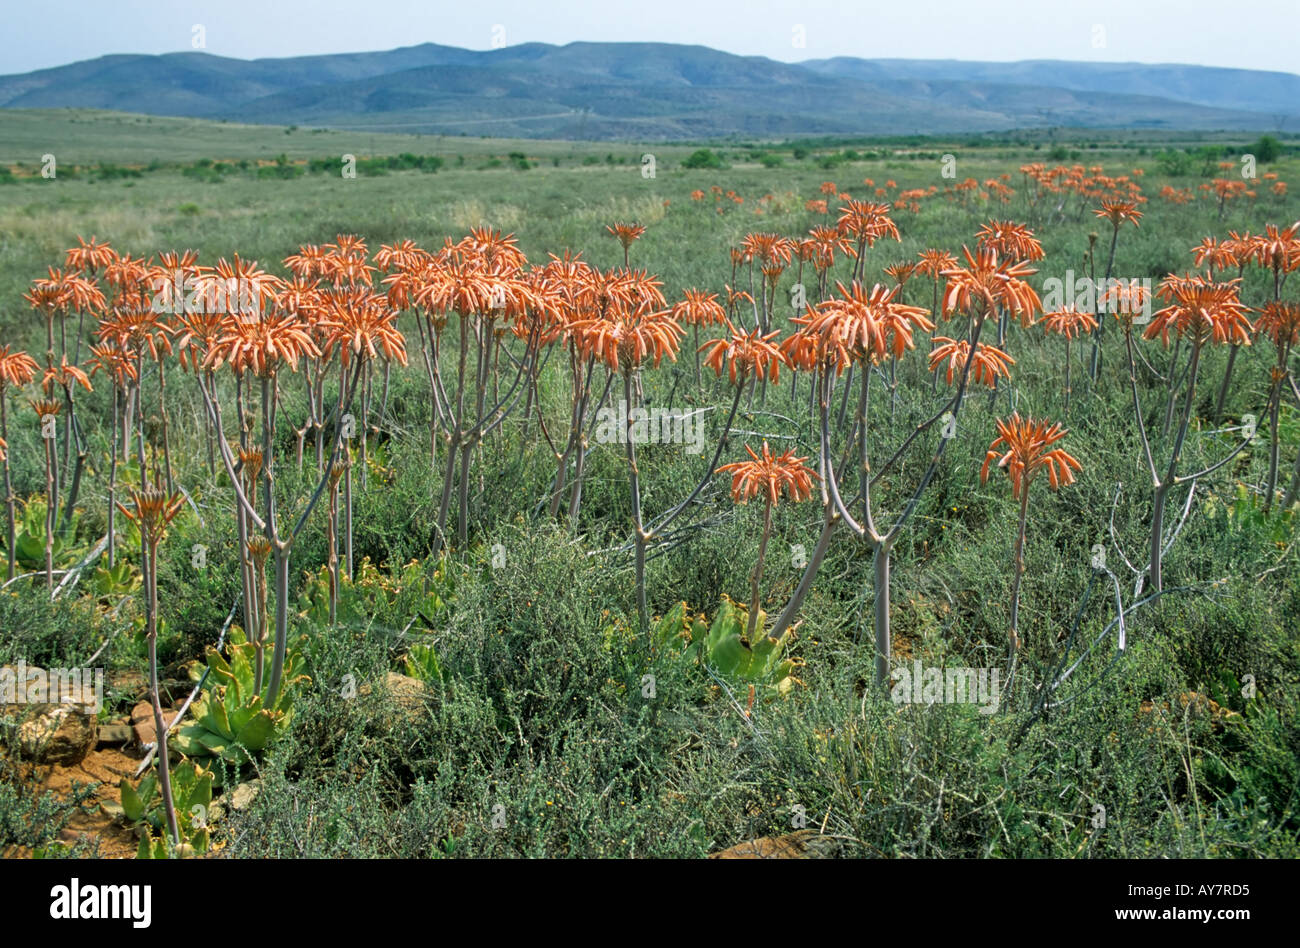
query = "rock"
(97, 721, 133, 746)
(359, 672, 432, 725)
(228, 780, 261, 811)
(130, 701, 157, 747)
(13, 706, 99, 766)
(1, 663, 101, 766)
(709, 829, 839, 859)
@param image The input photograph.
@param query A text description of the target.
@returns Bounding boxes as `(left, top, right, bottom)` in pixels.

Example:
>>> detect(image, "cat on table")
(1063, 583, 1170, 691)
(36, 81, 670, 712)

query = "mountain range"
(1, 42, 1295, 140)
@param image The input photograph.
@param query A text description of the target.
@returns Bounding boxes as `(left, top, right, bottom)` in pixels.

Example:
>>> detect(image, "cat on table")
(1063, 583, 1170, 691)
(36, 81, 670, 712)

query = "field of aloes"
(0, 124, 1297, 859)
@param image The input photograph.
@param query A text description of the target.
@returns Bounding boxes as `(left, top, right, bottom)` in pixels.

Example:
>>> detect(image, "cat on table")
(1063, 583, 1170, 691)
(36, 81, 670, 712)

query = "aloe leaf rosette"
(118, 759, 214, 857)
(653, 596, 801, 699)
(172, 625, 309, 766)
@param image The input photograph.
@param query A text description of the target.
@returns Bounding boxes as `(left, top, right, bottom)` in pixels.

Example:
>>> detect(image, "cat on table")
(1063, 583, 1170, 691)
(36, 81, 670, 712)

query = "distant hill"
(800, 58, 1300, 120)
(0, 42, 1293, 140)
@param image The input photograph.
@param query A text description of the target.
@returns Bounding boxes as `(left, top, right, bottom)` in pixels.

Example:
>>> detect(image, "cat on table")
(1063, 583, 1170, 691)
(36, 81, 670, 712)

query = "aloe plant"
(172, 625, 308, 768)
(90, 559, 140, 598)
(403, 642, 444, 684)
(10, 496, 80, 571)
(118, 759, 213, 858)
(299, 556, 454, 630)
(653, 597, 801, 700)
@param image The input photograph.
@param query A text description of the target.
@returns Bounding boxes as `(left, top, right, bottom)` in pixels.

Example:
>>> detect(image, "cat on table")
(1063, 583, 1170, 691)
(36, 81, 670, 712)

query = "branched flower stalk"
(29, 398, 63, 592)
(570, 299, 683, 641)
(980, 413, 1081, 701)
(776, 239, 1041, 687)
(717, 441, 817, 640)
(0, 347, 39, 581)
(117, 487, 186, 846)
(1041, 306, 1098, 413)
(1122, 274, 1255, 592)
(197, 257, 371, 703)
(1087, 200, 1143, 381)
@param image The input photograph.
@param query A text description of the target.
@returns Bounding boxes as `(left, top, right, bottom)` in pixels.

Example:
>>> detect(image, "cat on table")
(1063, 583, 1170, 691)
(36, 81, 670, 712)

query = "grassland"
(1, 111, 1297, 858)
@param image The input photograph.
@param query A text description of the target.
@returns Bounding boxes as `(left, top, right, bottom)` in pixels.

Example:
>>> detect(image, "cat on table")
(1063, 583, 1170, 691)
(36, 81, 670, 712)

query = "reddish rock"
(130, 701, 157, 747)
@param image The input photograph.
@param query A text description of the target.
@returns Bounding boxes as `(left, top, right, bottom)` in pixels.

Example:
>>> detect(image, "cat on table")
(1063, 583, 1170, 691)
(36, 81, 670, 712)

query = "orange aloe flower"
(381, 266, 429, 313)
(1040, 306, 1099, 340)
(570, 303, 683, 373)
(147, 249, 201, 314)
(515, 269, 567, 344)
(374, 240, 432, 274)
(803, 226, 856, 271)
(606, 223, 646, 265)
(795, 281, 931, 370)
(981, 413, 1081, 501)
(275, 277, 325, 319)
(1099, 278, 1150, 325)
(672, 289, 728, 327)
(103, 254, 154, 310)
(284, 244, 332, 281)
(97, 305, 174, 363)
(717, 441, 818, 505)
(1256, 301, 1300, 349)
(884, 261, 920, 286)
(0, 346, 39, 388)
(1093, 199, 1144, 229)
(929, 337, 1015, 388)
(315, 289, 408, 366)
(699, 322, 787, 386)
(414, 251, 493, 317)
(115, 487, 186, 539)
(325, 233, 370, 262)
(28, 397, 62, 421)
(1242, 223, 1300, 273)
(917, 249, 959, 278)
(1144, 276, 1252, 347)
(87, 342, 139, 388)
(606, 222, 647, 251)
(42, 356, 93, 394)
(836, 199, 900, 247)
(25, 267, 106, 315)
(940, 245, 1042, 324)
(206, 313, 320, 376)
(321, 253, 376, 288)
(1190, 236, 1239, 275)
(64, 236, 117, 275)
(194, 255, 283, 320)
(975, 220, 1045, 262)
(740, 233, 796, 267)
(778, 328, 819, 373)
(724, 284, 755, 310)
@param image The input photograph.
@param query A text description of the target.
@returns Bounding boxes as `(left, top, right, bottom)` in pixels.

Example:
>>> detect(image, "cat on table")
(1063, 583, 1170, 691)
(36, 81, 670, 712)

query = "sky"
(4, 0, 1298, 76)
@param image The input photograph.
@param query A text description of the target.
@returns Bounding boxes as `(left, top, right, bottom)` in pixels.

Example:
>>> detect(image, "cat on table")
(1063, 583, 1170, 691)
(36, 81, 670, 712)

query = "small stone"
(131, 701, 158, 746)
(97, 722, 133, 745)
(14, 707, 99, 766)
(2, 664, 100, 766)
(710, 829, 839, 859)
(358, 672, 432, 725)
(228, 781, 261, 811)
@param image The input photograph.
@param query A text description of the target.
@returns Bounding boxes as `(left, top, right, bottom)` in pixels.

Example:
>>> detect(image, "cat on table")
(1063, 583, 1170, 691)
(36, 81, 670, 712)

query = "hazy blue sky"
(5, 0, 1298, 75)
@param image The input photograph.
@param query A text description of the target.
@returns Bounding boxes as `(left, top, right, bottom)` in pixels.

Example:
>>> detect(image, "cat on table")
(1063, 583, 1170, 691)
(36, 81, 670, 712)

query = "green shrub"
(682, 149, 725, 170)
